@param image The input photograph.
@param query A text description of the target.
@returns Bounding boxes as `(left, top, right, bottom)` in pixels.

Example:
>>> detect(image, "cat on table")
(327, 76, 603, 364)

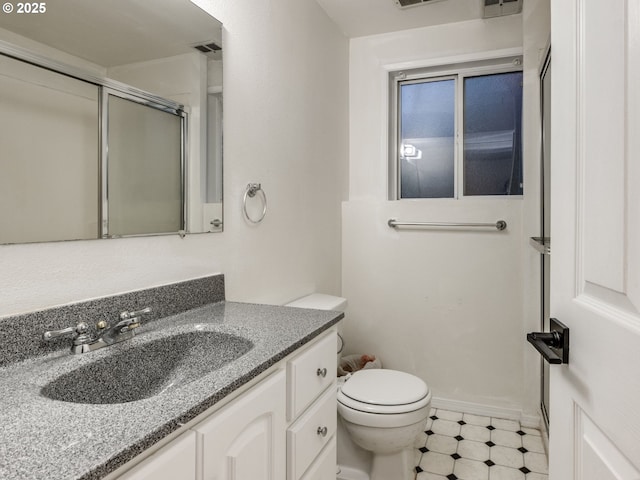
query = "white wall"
(0, 0, 348, 317)
(342, 16, 535, 420)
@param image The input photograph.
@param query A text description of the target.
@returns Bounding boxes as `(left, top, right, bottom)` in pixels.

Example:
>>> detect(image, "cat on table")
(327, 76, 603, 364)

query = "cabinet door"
(196, 369, 286, 480)
(116, 431, 196, 480)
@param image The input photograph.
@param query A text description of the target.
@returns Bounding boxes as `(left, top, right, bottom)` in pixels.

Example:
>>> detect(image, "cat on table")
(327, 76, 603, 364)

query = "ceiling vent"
(193, 42, 222, 60)
(483, 0, 522, 18)
(394, 0, 446, 10)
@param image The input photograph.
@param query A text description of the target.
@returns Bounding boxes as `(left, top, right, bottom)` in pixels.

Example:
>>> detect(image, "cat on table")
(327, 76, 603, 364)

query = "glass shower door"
(103, 93, 185, 237)
(540, 49, 552, 430)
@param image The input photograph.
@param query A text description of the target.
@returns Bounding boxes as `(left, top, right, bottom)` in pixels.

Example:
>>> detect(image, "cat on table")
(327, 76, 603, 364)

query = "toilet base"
(370, 448, 415, 480)
(339, 417, 426, 480)
(336, 464, 370, 480)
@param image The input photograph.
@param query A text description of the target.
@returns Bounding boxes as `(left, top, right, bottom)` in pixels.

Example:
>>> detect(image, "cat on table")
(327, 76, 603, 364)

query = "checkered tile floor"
(414, 408, 548, 480)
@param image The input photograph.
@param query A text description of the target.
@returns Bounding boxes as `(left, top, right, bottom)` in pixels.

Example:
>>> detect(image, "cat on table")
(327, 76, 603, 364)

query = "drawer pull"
(317, 426, 328, 437)
(316, 368, 327, 378)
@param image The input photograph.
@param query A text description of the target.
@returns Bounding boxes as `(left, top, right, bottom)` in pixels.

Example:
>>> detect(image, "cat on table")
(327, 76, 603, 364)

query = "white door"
(550, 0, 640, 478)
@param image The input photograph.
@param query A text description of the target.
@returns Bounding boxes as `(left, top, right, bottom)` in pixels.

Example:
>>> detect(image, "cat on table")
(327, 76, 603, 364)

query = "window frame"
(389, 55, 524, 200)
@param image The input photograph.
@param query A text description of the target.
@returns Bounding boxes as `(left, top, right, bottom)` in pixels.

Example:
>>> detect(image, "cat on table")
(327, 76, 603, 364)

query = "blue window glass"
(463, 72, 523, 195)
(399, 78, 455, 198)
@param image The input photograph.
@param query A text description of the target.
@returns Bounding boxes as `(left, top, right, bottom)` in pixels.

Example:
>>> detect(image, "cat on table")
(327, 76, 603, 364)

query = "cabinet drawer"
(300, 438, 337, 480)
(287, 387, 336, 480)
(287, 331, 336, 420)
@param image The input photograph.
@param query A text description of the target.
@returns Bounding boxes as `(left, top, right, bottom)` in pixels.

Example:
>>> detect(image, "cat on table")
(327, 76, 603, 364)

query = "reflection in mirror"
(0, 0, 223, 244)
(106, 94, 184, 237)
(0, 55, 100, 243)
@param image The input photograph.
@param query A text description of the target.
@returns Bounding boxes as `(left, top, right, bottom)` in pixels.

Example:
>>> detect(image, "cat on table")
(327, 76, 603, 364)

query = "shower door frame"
(539, 45, 552, 432)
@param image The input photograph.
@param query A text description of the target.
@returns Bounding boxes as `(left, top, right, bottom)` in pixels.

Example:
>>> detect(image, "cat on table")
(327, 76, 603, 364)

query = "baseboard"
(431, 396, 541, 428)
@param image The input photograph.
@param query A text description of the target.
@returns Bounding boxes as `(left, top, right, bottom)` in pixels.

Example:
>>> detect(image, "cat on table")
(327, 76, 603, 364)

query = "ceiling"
(0, 0, 222, 67)
(315, 0, 484, 38)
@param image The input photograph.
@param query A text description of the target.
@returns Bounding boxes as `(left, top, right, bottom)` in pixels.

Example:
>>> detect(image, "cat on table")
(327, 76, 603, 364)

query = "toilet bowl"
(337, 369, 431, 480)
(285, 293, 431, 480)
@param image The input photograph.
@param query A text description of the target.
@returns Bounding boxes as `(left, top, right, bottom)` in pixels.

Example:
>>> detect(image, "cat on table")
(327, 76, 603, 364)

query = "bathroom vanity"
(113, 328, 338, 480)
(0, 276, 342, 480)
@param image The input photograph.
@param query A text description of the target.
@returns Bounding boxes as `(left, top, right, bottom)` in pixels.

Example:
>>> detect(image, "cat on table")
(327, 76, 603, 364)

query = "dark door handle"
(526, 318, 569, 364)
(527, 332, 562, 364)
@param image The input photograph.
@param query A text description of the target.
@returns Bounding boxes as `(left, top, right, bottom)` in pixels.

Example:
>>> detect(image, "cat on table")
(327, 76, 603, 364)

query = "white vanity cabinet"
(300, 440, 338, 480)
(111, 329, 337, 480)
(195, 369, 286, 480)
(115, 431, 197, 480)
(286, 331, 337, 480)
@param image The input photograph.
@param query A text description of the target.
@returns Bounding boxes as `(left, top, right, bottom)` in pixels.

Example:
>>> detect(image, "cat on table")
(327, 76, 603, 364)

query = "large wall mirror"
(0, 0, 223, 244)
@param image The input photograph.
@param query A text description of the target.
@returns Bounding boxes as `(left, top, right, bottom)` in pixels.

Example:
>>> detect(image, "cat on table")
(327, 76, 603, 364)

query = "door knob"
(526, 318, 569, 364)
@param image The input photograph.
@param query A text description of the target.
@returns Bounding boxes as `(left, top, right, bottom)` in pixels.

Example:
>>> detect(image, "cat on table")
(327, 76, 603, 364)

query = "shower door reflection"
(104, 93, 185, 237)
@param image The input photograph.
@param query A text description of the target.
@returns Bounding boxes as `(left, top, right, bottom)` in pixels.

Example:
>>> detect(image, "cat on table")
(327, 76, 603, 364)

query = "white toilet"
(285, 294, 432, 480)
(337, 369, 431, 480)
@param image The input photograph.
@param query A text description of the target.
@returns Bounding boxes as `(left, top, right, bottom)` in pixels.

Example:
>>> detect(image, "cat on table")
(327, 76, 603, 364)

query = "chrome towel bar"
(387, 219, 507, 231)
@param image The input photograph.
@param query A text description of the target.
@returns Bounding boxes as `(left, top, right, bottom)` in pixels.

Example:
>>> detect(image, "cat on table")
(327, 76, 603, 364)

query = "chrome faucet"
(42, 307, 151, 354)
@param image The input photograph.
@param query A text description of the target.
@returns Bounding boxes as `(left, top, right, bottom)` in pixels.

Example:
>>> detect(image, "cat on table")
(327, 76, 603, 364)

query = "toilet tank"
(285, 294, 346, 364)
(285, 293, 347, 312)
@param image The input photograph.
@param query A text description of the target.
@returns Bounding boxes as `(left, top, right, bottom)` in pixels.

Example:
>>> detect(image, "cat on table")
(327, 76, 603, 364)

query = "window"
(391, 57, 523, 199)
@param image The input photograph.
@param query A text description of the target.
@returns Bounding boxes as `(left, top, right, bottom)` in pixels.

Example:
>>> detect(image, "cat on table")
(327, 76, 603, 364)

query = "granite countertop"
(0, 301, 343, 480)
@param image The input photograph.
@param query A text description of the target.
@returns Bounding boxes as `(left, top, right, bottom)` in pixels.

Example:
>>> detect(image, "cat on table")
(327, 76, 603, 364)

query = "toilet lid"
(340, 369, 429, 406)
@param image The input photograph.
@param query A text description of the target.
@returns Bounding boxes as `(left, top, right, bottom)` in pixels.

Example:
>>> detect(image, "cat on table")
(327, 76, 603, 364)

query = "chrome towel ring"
(243, 183, 267, 224)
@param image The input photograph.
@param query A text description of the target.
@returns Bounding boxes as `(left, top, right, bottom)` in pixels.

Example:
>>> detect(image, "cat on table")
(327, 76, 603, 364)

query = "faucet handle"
(43, 322, 89, 341)
(119, 321, 141, 333)
(113, 307, 150, 334)
(119, 307, 151, 320)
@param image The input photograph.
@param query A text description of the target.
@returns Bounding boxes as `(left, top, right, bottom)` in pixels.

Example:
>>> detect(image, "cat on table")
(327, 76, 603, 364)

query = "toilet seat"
(337, 369, 431, 415)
